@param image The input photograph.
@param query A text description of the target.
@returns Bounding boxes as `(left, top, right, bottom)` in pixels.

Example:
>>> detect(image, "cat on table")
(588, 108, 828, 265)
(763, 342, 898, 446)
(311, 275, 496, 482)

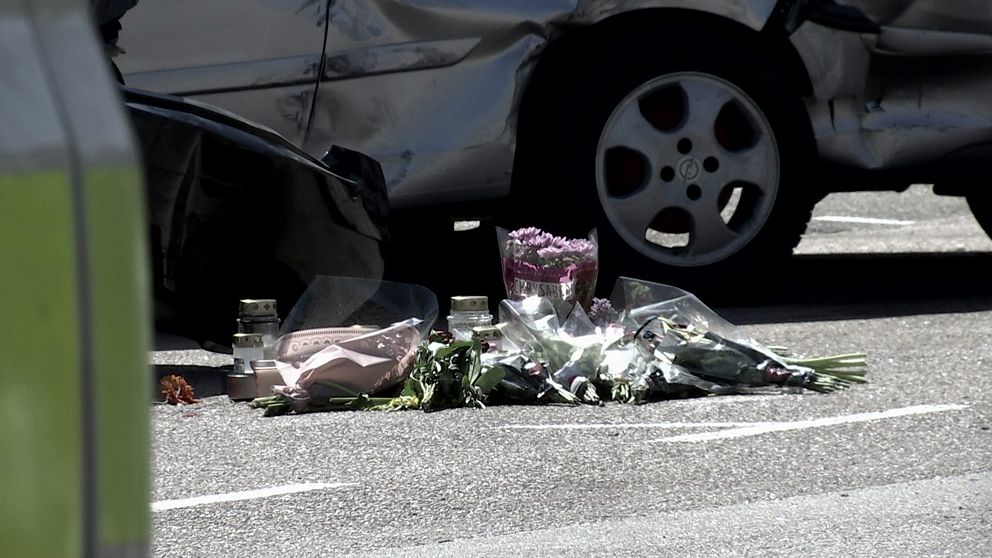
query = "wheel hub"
(676, 156, 701, 183)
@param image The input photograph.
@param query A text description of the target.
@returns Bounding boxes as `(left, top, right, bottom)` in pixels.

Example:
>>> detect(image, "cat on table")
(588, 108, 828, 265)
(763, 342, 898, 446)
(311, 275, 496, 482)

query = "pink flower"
(536, 246, 565, 260)
(503, 227, 599, 308)
(506, 227, 597, 267)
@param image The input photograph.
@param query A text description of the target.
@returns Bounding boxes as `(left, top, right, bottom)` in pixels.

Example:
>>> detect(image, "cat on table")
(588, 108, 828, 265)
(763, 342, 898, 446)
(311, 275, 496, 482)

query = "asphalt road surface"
(152, 186, 992, 557)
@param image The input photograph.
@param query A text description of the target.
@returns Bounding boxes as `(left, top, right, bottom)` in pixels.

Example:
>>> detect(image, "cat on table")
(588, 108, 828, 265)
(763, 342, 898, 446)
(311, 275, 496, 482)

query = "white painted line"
(151, 482, 356, 512)
(453, 220, 481, 231)
(654, 404, 967, 443)
(686, 394, 786, 406)
(813, 215, 915, 226)
(501, 422, 765, 431)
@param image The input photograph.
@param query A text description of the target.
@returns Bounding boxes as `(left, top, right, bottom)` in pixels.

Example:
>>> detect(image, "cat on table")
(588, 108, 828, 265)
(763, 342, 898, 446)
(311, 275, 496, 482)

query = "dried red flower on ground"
(160, 375, 200, 405)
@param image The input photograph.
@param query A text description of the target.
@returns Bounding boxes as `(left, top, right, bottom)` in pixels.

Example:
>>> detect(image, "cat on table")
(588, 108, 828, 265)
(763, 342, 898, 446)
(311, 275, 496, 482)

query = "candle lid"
(450, 296, 488, 312)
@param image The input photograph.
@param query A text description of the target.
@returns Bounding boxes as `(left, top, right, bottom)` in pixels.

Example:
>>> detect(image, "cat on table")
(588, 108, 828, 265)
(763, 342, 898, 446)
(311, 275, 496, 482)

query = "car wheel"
(966, 190, 992, 239)
(513, 24, 819, 284)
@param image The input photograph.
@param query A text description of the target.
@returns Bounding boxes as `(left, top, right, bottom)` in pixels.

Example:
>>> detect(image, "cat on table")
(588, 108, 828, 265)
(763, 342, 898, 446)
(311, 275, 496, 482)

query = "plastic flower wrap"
(498, 227, 598, 310)
(497, 278, 866, 405)
(605, 278, 867, 401)
(497, 296, 623, 404)
(251, 276, 438, 415)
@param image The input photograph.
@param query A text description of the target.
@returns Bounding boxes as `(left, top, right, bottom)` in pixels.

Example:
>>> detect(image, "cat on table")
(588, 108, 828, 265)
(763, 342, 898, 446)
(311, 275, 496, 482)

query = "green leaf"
(433, 340, 474, 361)
(467, 341, 482, 382)
(474, 366, 506, 394)
(400, 377, 417, 398)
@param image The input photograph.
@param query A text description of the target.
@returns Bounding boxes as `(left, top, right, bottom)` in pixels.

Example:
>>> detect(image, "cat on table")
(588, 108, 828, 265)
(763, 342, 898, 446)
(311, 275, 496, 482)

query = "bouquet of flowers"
(496, 296, 613, 404)
(597, 278, 867, 403)
(250, 277, 868, 416)
(499, 227, 598, 310)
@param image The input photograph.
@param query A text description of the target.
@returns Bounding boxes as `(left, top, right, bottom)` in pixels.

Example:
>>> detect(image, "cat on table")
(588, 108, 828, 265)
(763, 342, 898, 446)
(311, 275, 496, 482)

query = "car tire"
(512, 23, 819, 288)
(966, 190, 992, 240)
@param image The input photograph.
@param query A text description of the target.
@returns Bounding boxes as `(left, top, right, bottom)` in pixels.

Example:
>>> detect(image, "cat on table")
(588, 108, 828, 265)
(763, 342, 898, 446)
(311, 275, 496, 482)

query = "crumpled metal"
(125, 87, 389, 343)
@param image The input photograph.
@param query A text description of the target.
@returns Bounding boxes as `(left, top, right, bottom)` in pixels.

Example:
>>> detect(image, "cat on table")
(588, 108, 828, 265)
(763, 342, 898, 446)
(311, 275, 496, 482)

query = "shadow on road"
(717, 252, 992, 324)
(388, 220, 992, 325)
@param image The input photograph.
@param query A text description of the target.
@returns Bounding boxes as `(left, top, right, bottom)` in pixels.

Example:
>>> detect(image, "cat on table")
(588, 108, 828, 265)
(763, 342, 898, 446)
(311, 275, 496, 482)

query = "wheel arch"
(581, 8, 813, 94)
(511, 7, 815, 199)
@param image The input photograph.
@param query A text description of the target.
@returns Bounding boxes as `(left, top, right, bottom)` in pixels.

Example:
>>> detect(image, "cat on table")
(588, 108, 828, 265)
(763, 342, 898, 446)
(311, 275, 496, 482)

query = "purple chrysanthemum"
(506, 227, 597, 267)
(503, 227, 599, 308)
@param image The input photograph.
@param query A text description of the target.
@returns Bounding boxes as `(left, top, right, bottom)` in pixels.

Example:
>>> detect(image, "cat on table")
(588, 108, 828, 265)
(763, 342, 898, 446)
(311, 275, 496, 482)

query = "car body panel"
(310, 0, 777, 206)
(570, 0, 775, 28)
(121, 1, 992, 203)
(842, 1, 992, 37)
(121, 0, 779, 207)
(119, 0, 327, 71)
(126, 88, 388, 342)
(119, 0, 328, 145)
(792, 1, 992, 173)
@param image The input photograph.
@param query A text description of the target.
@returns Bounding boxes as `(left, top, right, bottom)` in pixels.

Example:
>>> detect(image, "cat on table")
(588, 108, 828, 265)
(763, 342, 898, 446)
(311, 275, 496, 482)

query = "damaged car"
(118, 0, 992, 277)
(126, 88, 389, 342)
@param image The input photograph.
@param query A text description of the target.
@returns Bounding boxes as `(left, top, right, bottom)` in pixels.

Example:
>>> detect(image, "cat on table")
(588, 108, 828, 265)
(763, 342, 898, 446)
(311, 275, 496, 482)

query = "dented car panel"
(307, 23, 544, 205)
(125, 87, 387, 342)
(569, 0, 776, 29)
(119, 0, 992, 205)
(310, 1, 577, 205)
(121, 0, 781, 207)
(790, 0, 992, 172)
(310, 0, 779, 206)
(840, 1, 992, 36)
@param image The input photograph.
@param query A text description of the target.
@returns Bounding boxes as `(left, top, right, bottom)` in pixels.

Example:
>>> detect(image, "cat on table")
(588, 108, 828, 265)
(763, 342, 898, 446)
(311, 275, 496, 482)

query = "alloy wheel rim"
(595, 72, 780, 267)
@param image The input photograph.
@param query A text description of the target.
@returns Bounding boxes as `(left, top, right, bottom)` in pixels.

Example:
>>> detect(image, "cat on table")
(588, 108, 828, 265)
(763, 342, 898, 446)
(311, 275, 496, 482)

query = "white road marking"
(151, 482, 356, 512)
(653, 404, 966, 443)
(813, 215, 915, 226)
(683, 394, 788, 406)
(501, 422, 765, 431)
(453, 220, 481, 231)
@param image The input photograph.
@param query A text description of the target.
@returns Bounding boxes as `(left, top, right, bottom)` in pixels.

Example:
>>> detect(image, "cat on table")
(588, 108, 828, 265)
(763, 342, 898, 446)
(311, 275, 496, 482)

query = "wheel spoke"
(679, 80, 735, 139)
(600, 101, 670, 157)
(719, 135, 777, 193)
(608, 185, 672, 240)
(687, 202, 739, 257)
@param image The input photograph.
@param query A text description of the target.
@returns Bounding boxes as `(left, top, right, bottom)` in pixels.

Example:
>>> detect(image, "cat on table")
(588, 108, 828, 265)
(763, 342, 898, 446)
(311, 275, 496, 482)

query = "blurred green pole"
(0, 0, 150, 556)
